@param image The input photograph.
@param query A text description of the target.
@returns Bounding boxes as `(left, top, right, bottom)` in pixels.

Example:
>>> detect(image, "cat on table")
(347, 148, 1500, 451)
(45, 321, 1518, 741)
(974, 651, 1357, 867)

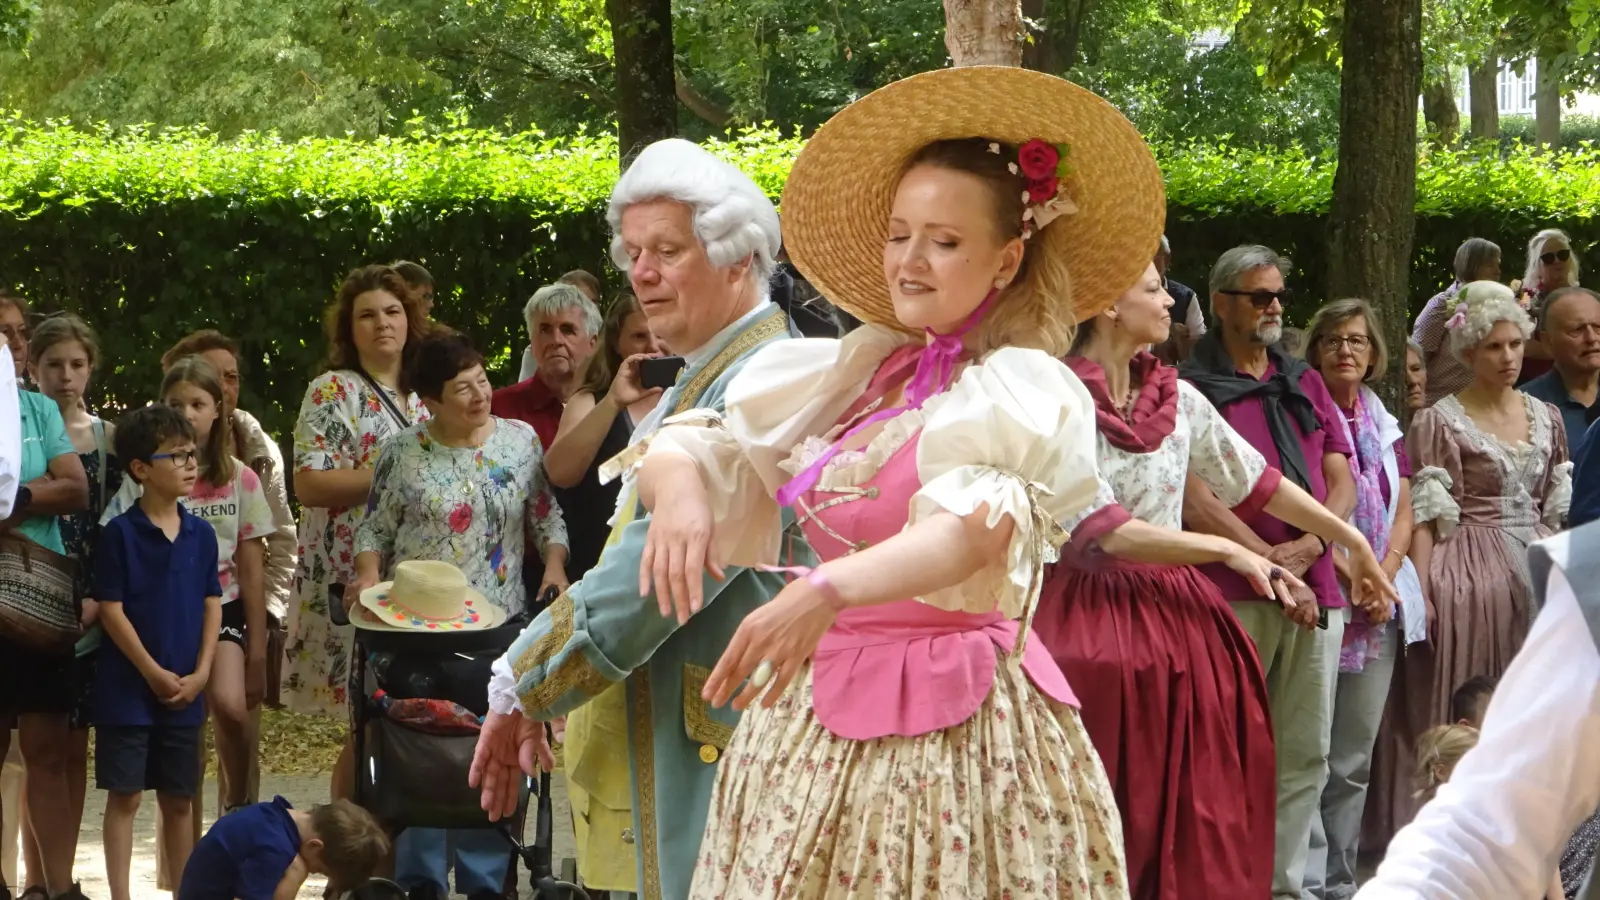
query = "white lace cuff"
(1545, 460, 1575, 530)
(488, 655, 522, 716)
(1411, 465, 1461, 539)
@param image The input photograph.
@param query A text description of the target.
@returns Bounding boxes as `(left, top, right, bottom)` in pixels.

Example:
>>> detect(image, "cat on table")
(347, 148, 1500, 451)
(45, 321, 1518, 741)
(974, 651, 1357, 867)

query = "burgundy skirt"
(1034, 548, 1274, 900)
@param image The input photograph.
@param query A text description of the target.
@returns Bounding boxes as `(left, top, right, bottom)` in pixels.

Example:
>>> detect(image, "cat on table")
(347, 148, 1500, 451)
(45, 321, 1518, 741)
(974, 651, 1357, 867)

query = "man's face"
(1213, 265, 1285, 349)
(620, 199, 750, 353)
(1542, 291, 1600, 376)
(530, 306, 597, 385)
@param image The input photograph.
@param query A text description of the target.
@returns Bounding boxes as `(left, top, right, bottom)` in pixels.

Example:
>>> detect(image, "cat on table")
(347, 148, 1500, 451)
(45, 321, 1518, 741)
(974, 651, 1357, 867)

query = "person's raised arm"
(545, 354, 662, 488)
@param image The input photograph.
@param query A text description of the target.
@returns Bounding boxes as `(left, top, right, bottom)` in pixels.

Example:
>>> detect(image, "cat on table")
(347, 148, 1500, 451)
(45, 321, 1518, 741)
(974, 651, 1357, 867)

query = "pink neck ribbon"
(775, 290, 995, 507)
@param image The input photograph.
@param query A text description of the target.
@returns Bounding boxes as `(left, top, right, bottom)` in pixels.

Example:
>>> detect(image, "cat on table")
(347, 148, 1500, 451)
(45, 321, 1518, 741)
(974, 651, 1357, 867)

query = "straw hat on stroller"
(355, 560, 506, 632)
(780, 65, 1166, 328)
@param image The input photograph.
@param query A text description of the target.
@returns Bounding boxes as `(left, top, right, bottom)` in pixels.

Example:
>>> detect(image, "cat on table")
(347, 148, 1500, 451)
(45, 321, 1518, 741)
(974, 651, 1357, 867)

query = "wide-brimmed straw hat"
(355, 560, 506, 632)
(781, 66, 1165, 328)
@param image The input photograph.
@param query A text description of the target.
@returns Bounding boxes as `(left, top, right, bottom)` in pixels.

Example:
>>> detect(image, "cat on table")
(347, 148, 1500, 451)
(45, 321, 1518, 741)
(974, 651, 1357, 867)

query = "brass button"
(698, 744, 719, 764)
(621, 828, 635, 844)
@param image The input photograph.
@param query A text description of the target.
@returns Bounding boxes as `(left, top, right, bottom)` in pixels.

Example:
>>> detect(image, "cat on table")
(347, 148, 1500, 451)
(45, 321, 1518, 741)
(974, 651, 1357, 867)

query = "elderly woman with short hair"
(352, 330, 568, 900)
(1414, 238, 1502, 407)
(1299, 298, 1427, 898)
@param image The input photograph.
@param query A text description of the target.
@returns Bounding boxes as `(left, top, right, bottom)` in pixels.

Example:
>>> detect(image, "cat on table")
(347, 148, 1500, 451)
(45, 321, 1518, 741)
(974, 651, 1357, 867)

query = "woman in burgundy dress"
(1035, 263, 1397, 900)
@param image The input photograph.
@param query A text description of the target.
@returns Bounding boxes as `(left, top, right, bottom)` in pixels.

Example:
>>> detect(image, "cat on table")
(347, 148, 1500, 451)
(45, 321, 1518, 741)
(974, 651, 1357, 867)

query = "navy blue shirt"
(177, 796, 302, 900)
(92, 504, 221, 727)
(1521, 370, 1594, 456)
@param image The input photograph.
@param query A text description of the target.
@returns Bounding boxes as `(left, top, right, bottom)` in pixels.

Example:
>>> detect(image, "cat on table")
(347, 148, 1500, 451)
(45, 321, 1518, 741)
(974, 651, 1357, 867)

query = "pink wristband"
(805, 567, 848, 612)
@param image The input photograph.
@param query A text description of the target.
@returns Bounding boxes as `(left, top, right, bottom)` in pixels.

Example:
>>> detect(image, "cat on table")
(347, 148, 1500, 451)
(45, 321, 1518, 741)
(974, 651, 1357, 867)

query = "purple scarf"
(1339, 391, 1390, 673)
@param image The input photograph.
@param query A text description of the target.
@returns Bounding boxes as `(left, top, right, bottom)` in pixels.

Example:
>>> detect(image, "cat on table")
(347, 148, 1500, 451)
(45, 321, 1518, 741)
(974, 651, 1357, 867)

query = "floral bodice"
(1064, 380, 1270, 534)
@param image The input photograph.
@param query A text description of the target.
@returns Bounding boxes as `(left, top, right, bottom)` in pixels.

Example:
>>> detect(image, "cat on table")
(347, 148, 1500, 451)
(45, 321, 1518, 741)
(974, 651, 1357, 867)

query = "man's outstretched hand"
(468, 709, 555, 821)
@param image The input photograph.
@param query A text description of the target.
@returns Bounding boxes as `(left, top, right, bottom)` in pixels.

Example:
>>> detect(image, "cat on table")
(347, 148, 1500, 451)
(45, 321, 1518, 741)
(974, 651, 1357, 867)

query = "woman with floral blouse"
(350, 330, 567, 900)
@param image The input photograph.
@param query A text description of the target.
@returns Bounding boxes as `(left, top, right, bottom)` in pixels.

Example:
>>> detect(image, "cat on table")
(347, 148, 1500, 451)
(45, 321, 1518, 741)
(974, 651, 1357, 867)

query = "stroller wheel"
(345, 878, 409, 900)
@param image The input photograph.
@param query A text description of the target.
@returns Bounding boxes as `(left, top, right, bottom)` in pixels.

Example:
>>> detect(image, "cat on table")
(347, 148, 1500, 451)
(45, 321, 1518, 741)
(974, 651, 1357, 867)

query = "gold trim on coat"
(630, 672, 662, 900)
(681, 664, 734, 750)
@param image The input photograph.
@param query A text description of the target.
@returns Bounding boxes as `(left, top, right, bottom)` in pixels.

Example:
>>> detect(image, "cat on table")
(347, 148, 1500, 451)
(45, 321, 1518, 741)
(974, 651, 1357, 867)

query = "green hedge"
(1, 116, 1597, 444)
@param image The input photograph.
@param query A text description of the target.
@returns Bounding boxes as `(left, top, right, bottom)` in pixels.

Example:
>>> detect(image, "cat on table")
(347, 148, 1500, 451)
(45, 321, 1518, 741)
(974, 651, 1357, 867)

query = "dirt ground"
(13, 772, 576, 900)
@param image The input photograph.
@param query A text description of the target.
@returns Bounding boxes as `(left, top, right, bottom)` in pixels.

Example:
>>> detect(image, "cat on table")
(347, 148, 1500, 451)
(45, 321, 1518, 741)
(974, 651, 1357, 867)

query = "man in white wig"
(471, 138, 806, 900)
(1357, 518, 1600, 899)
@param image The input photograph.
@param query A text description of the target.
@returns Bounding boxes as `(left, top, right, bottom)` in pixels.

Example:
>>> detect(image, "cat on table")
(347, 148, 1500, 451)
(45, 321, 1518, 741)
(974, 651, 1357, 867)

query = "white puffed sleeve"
(1545, 460, 1574, 530)
(910, 347, 1099, 618)
(640, 325, 913, 568)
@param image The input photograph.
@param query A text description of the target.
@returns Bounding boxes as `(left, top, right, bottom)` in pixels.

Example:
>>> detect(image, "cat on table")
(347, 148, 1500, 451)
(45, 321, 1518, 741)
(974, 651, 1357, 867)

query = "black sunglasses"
(1541, 248, 1572, 265)
(1219, 288, 1294, 309)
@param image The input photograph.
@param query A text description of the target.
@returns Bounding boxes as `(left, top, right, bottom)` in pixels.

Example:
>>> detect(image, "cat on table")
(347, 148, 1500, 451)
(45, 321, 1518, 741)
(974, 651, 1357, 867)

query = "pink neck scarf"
(776, 291, 995, 507)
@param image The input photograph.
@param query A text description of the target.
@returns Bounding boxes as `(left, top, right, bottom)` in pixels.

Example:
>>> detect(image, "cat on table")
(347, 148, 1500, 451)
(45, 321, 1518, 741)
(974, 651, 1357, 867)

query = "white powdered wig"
(1447, 280, 1534, 363)
(606, 138, 780, 289)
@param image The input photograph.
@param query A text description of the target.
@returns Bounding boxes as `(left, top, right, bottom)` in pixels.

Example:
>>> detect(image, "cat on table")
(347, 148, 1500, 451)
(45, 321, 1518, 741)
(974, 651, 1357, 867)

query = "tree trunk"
(1422, 78, 1460, 145)
(1535, 51, 1562, 148)
(606, 0, 677, 164)
(943, 0, 1024, 67)
(1326, 0, 1421, 417)
(1468, 59, 1499, 139)
(1020, 0, 1056, 72)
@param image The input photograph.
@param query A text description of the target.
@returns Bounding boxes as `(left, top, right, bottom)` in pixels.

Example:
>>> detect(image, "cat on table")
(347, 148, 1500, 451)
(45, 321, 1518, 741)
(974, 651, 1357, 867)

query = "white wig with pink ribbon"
(1447, 280, 1533, 363)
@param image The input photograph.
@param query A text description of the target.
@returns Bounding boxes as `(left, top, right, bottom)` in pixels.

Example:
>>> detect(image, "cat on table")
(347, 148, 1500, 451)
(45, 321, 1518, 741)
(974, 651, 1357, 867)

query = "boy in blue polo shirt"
(178, 797, 390, 900)
(94, 405, 222, 900)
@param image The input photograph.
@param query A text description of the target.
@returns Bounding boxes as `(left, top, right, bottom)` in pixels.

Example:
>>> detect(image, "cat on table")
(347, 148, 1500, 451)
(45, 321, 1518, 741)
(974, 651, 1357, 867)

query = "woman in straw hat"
(625, 66, 1337, 897)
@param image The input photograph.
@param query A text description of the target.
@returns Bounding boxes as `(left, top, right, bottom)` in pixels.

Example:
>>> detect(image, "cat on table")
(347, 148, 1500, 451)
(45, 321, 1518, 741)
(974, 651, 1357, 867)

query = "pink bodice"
(797, 415, 1076, 742)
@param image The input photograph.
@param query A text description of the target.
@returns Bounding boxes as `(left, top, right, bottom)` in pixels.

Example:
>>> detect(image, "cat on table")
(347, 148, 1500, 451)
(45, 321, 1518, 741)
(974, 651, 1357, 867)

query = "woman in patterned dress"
(280, 265, 431, 801)
(1033, 268, 1394, 900)
(349, 330, 568, 900)
(626, 68, 1380, 899)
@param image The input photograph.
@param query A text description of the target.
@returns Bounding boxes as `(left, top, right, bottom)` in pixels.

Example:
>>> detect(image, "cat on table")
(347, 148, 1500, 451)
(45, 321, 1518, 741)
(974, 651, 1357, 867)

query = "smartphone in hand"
(639, 356, 687, 390)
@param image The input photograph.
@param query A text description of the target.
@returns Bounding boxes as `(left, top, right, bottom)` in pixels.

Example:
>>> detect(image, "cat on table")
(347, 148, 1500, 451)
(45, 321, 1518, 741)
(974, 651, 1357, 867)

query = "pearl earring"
(993, 279, 1007, 290)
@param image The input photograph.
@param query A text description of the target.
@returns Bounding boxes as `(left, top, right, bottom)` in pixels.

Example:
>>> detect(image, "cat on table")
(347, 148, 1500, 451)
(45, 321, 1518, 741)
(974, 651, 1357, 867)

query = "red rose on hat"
(1017, 139, 1060, 180)
(1026, 176, 1059, 205)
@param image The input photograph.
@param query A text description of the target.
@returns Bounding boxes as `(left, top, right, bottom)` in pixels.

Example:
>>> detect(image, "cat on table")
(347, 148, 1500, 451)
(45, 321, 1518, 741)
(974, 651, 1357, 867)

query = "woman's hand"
(1224, 545, 1309, 613)
(344, 568, 380, 615)
(605, 353, 664, 409)
(639, 458, 724, 624)
(1347, 543, 1400, 623)
(80, 598, 100, 630)
(703, 572, 842, 712)
(539, 559, 570, 601)
(1380, 548, 1404, 583)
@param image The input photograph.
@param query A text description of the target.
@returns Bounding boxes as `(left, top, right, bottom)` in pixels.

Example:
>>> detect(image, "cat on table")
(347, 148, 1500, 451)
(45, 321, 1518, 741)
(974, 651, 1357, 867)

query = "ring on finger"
(750, 660, 775, 689)
(1269, 567, 1285, 581)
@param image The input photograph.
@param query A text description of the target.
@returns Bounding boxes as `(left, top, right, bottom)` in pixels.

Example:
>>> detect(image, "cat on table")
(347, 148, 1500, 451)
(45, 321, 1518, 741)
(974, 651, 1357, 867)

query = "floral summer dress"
(648, 326, 1128, 899)
(281, 369, 428, 716)
(354, 417, 567, 616)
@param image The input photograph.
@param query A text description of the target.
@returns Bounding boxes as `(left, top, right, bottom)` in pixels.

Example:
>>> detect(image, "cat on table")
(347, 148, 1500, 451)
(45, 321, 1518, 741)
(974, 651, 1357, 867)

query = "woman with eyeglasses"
(1514, 230, 1581, 386)
(1298, 299, 1428, 897)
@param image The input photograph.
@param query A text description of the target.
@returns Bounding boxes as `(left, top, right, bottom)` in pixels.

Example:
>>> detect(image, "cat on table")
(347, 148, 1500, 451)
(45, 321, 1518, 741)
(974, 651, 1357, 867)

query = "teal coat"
(502, 303, 813, 900)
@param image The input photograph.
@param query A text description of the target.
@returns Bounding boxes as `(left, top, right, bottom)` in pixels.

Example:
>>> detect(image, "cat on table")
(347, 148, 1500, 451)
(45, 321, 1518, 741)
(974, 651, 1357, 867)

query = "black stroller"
(330, 584, 587, 900)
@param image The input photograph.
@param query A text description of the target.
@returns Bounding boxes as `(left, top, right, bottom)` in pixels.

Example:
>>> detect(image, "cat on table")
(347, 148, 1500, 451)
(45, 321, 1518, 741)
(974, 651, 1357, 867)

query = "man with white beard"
(1177, 245, 1359, 900)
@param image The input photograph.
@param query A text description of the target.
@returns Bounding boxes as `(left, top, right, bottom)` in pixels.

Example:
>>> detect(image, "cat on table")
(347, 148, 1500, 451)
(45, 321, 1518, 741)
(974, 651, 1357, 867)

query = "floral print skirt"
(689, 659, 1129, 899)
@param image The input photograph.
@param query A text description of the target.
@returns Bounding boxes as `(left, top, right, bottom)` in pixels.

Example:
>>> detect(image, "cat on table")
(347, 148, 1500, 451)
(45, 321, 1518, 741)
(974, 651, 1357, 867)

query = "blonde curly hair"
(1446, 280, 1533, 364)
